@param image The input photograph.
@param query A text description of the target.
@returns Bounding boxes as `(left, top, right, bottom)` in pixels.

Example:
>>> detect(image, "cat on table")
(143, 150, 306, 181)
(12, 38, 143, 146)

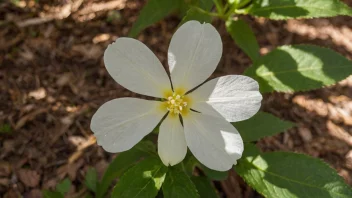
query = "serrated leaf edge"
(238, 151, 352, 198)
(245, 44, 352, 93)
(111, 157, 166, 198)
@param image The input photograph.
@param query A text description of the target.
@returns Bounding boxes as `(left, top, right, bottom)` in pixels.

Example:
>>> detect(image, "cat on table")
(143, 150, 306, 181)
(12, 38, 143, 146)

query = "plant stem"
(191, 6, 222, 18)
(212, 0, 224, 14)
(237, 0, 252, 9)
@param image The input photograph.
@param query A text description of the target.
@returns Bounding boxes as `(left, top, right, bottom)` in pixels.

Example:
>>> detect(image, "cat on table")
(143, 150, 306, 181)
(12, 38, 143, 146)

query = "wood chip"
(298, 127, 313, 142)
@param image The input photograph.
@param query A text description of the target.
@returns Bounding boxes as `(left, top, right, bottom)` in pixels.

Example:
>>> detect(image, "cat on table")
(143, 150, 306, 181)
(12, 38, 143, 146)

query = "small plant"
(90, 0, 352, 197)
(43, 178, 71, 198)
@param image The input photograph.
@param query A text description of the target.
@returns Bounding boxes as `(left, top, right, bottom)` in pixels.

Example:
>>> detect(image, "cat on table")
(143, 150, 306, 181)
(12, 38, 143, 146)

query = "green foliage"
(191, 176, 219, 198)
(111, 157, 168, 198)
(245, 45, 352, 93)
(42, 178, 71, 198)
(162, 167, 199, 198)
(103, 0, 352, 196)
(180, 0, 213, 24)
(199, 0, 214, 10)
(248, 0, 352, 19)
(43, 190, 64, 198)
(85, 167, 98, 193)
(180, 153, 228, 180)
(199, 164, 228, 181)
(226, 18, 260, 60)
(235, 144, 352, 198)
(178, 152, 198, 175)
(0, 124, 11, 134)
(129, 0, 180, 37)
(233, 111, 295, 142)
(56, 178, 71, 194)
(97, 140, 156, 198)
(180, 7, 212, 24)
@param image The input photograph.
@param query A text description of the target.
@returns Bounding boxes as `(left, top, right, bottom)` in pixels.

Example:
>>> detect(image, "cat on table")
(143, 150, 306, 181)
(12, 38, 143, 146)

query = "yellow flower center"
(166, 93, 188, 115)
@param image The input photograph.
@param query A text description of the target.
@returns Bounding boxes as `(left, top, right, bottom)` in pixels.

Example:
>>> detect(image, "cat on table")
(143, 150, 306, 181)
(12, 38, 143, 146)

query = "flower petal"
(189, 75, 262, 122)
(183, 112, 244, 171)
(90, 98, 166, 152)
(158, 115, 187, 166)
(168, 21, 222, 92)
(104, 38, 171, 98)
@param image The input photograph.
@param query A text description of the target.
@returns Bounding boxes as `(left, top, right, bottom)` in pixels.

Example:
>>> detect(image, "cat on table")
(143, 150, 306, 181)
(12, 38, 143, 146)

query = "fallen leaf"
(0, 161, 11, 177)
(24, 189, 43, 198)
(17, 169, 40, 188)
(28, 88, 46, 100)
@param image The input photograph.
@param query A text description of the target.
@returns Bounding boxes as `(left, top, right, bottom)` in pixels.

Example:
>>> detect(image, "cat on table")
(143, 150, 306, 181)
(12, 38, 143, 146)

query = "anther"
(165, 93, 188, 115)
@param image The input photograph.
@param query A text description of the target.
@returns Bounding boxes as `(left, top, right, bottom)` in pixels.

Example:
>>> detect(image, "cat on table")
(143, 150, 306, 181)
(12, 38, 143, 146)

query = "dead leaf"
(28, 88, 46, 100)
(24, 189, 43, 198)
(17, 169, 40, 188)
(15, 108, 48, 130)
(0, 178, 10, 187)
(0, 161, 11, 177)
(56, 72, 72, 87)
(298, 127, 313, 142)
(4, 189, 20, 198)
(327, 121, 352, 146)
(345, 150, 352, 169)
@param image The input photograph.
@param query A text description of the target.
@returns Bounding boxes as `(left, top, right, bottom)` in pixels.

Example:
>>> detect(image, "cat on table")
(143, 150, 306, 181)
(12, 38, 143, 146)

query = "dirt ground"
(1, 0, 352, 197)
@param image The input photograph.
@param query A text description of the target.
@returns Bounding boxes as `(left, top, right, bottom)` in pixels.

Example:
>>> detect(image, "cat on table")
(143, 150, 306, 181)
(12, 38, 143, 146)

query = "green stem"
(191, 6, 222, 17)
(225, 3, 238, 18)
(225, 0, 252, 18)
(212, 0, 224, 14)
(237, 0, 252, 9)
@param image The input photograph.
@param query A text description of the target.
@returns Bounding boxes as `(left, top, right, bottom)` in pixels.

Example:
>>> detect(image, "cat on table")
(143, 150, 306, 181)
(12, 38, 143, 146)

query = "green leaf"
(97, 140, 156, 198)
(242, 143, 261, 157)
(85, 167, 98, 193)
(178, 0, 191, 17)
(180, 7, 212, 24)
(129, 0, 179, 37)
(233, 111, 295, 142)
(0, 124, 11, 134)
(244, 45, 352, 93)
(111, 157, 168, 198)
(226, 18, 260, 61)
(176, 152, 198, 176)
(162, 167, 199, 198)
(42, 190, 64, 198)
(180, 0, 213, 24)
(199, 0, 214, 10)
(248, 0, 352, 19)
(235, 144, 352, 198)
(191, 176, 218, 198)
(85, 194, 93, 198)
(55, 178, 71, 195)
(199, 164, 228, 181)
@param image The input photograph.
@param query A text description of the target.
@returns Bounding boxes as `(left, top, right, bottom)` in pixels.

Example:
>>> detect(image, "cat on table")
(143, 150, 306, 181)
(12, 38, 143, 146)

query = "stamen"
(165, 93, 188, 115)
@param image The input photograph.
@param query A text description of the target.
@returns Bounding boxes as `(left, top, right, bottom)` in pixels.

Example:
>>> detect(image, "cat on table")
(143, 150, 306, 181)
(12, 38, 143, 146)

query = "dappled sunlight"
(286, 20, 352, 55)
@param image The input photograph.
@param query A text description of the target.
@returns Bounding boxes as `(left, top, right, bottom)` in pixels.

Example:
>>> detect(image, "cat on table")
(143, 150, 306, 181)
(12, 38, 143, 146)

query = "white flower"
(90, 21, 262, 171)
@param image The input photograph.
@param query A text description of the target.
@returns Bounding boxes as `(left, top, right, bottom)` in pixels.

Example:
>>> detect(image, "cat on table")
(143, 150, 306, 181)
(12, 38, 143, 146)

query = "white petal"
(158, 115, 187, 166)
(183, 112, 244, 171)
(168, 21, 222, 92)
(189, 75, 262, 122)
(104, 38, 171, 98)
(90, 98, 166, 152)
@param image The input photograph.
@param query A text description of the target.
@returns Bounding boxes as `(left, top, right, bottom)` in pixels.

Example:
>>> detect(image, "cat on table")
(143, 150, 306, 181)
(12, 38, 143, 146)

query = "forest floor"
(1, 0, 352, 197)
